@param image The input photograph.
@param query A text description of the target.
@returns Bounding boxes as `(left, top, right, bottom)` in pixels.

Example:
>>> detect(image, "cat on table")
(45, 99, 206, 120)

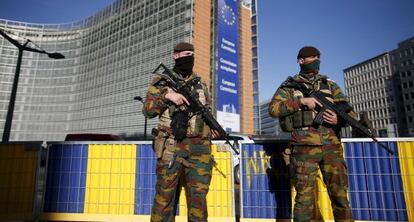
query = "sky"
(258, 0, 414, 102)
(1, 0, 414, 102)
(0, 0, 115, 24)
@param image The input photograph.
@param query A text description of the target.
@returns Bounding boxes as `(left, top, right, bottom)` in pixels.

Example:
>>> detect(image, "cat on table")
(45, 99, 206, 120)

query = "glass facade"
(0, 0, 192, 141)
(343, 54, 396, 137)
(251, 0, 261, 135)
(259, 99, 281, 136)
(389, 37, 414, 136)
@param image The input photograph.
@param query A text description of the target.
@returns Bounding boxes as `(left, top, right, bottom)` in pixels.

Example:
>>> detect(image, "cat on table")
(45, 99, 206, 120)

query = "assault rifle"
(282, 77, 393, 155)
(152, 63, 239, 155)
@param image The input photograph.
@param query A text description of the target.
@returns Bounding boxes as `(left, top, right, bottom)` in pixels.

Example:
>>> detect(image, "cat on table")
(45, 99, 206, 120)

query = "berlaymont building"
(0, 0, 259, 141)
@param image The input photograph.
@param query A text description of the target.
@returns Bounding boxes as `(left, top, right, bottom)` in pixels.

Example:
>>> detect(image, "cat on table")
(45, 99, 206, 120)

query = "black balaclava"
(173, 55, 194, 78)
(173, 42, 195, 78)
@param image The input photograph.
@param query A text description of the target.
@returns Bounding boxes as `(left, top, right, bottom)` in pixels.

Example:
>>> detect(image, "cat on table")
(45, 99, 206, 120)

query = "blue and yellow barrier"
(40, 142, 235, 222)
(240, 138, 414, 222)
(2, 139, 413, 221)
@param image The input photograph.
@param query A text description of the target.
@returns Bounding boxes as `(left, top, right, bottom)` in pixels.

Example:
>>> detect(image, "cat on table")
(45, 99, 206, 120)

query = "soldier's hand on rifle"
(323, 109, 338, 125)
(165, 92, 190, 106)
(211, 129, 220, 139)
(300, 97, 322, 110)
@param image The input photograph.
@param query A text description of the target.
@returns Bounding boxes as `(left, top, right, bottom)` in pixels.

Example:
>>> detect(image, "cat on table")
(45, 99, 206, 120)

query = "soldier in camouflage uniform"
(143, 42, 214, 222)
(269, 46, 354, 221)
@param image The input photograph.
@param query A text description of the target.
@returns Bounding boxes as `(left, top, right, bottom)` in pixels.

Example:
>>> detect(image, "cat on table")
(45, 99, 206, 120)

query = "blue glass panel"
(135, 144, 157, 215)
(44, 144, 87, 213)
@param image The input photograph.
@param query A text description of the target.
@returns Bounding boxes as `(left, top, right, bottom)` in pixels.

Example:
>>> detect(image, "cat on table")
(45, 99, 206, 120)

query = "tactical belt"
(158, 126, 173, 136)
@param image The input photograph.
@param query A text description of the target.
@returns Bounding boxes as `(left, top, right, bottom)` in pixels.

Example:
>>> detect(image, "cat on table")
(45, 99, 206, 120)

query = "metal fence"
(1, 138, 413, 221)
(239, 138, 414, 222)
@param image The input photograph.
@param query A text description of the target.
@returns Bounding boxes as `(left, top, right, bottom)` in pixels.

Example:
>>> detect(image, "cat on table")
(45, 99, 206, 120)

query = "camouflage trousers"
(150, 137, 213, 222)
(290, 144, 353, 222)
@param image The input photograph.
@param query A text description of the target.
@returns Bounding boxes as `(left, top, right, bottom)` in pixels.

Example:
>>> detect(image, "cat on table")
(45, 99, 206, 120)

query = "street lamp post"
(134, 96, 148, 140)
(0, 29, 65, 142)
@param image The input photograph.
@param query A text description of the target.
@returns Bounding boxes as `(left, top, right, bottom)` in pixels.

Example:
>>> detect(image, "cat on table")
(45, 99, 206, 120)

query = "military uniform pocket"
(157, 138, 176, 165)
(291, 159, 317, 189)
(153, 134, 167, 159)
(280, 115, 294, 132)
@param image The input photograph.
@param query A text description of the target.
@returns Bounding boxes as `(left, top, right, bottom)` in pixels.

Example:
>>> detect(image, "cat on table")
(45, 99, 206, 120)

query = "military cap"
(174, 42, 194, 52)
(297, 46, 320, 59)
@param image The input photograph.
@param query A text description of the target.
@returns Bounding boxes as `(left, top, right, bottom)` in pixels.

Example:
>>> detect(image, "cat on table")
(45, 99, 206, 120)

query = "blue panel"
(58, 187, 70, 211)
(73, 171, 82, 190)
(242, 144, 253, 218)
(134, 144, 157, 215)
(347, 143, 370, 219)
(345, 142, 366, 176)
(68, 187, 80, 212)
(60, 172, 70, 186)
(44, 144, 88, 213)
(250, 146, 258, 218)
(241, 143, 291, 219)
(70, 158, 81, 171)
(344, 141, 408, 221)
(258, 175, 267, 217)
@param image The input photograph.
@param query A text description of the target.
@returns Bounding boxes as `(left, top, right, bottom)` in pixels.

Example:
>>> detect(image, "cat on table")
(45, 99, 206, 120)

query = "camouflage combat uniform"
(143, 73, 213, 222)
(269, 74, 353, 222)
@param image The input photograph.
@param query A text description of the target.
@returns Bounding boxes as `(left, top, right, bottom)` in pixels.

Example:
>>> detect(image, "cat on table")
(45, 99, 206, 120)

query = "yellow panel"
(0, 143, 38, 219)
(179, 144, 234, 219)
(315, 173, 334, 220)
(397, 141, 414, 221)
(209, 144, 233, 217)
(84, 144, 136, 215)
